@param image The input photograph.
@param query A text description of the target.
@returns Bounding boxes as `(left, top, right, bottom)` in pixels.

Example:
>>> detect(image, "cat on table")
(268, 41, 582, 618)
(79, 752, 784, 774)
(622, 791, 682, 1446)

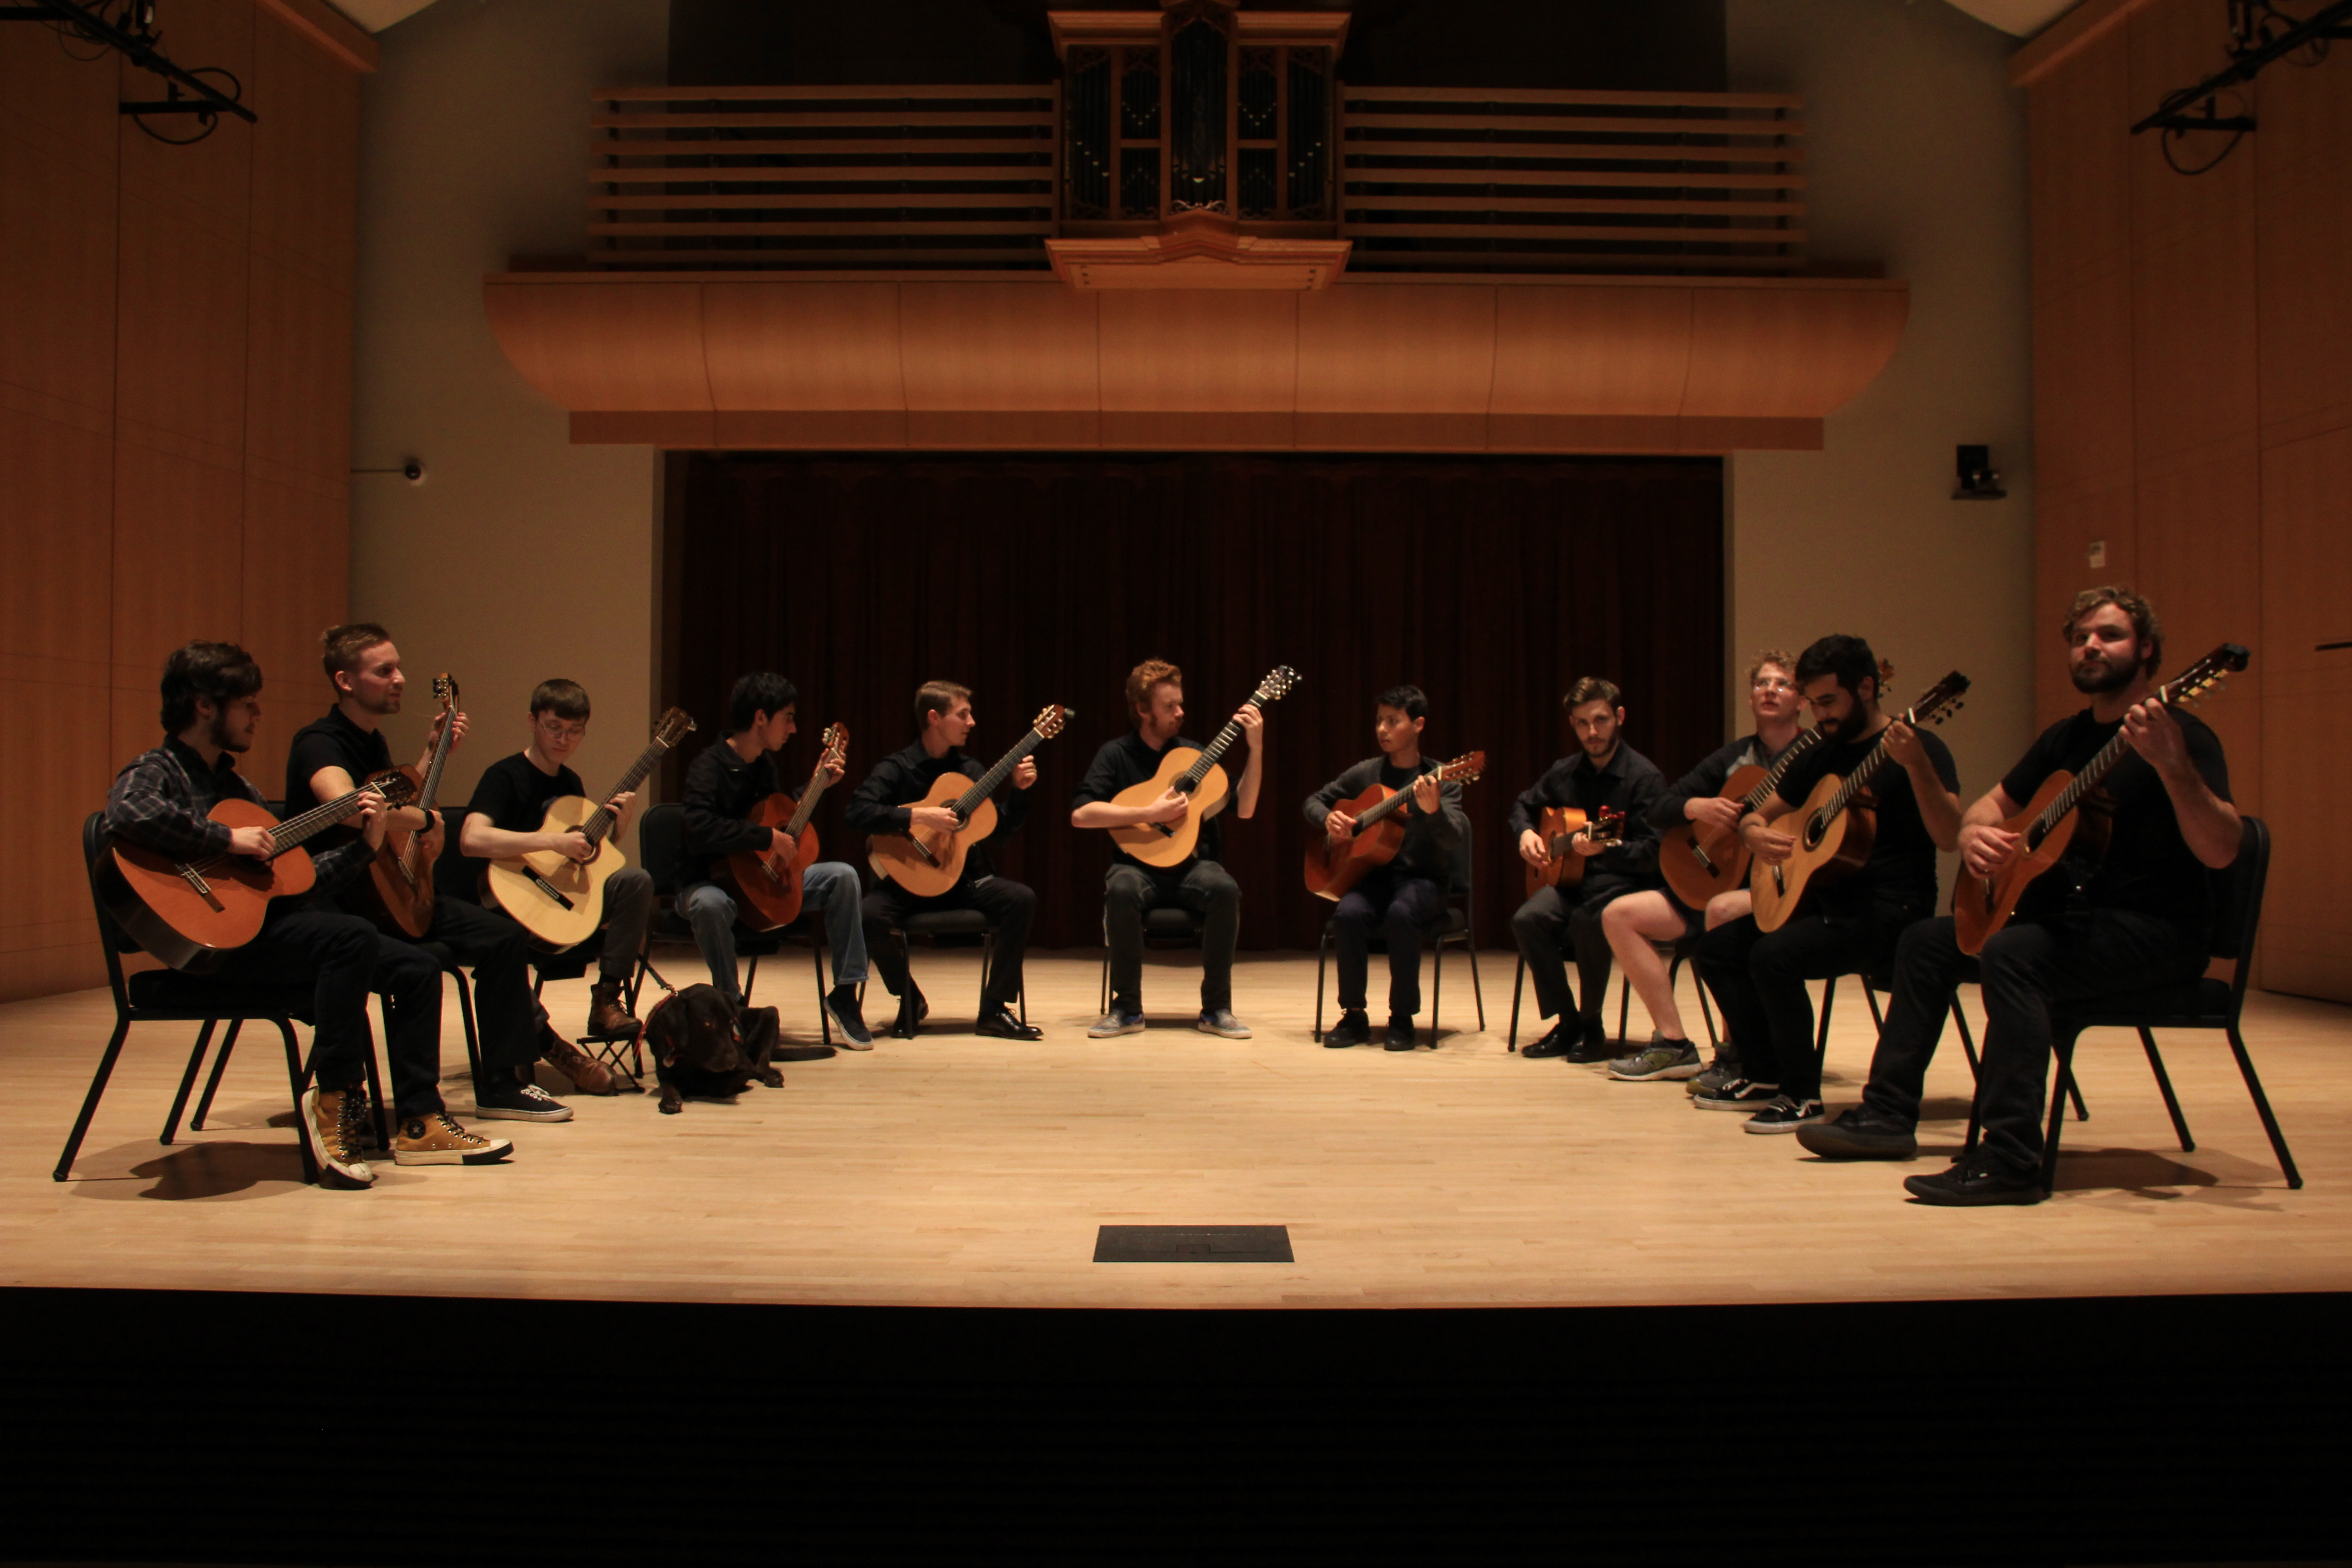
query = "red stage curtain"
(670, 452, 1724, 951)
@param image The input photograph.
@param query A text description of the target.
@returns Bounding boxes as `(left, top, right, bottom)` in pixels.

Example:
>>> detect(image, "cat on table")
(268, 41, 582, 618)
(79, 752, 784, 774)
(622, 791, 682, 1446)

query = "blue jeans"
(679, 862, 868, 1004)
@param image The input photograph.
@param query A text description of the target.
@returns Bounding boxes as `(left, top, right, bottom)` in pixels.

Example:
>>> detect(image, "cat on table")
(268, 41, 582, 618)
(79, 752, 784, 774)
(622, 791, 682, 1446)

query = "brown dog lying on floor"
(643, 984, 784, 1115)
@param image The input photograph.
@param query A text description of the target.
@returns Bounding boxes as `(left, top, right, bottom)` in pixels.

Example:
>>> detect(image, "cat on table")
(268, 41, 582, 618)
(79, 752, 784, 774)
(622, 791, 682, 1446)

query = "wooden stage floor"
(6, 948, 2346, 1311)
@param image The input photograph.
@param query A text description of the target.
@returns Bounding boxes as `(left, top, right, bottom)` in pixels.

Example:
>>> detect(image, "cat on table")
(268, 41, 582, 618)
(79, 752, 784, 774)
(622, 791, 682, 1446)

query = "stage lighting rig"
(2134, 0, 2352, 173)
(0, 0, 257, 143)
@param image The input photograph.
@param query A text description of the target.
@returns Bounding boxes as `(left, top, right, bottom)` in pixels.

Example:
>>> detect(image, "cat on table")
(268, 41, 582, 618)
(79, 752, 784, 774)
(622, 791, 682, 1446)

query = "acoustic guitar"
(1952, 642, 2247, 954)
(1303, 752, 1485, 902)
(1522, 806, 1625, 899)
(356, 673, 460, 939)
(103, 771, 419, 972)
(485, 707, 696, 951)
(1107, 666, 1301, 869)
(1749, 672, 1971, 933)
(718, 722, 848, 932)
(1657, 727, 1824, 912)
(869, 705, 1071, 898)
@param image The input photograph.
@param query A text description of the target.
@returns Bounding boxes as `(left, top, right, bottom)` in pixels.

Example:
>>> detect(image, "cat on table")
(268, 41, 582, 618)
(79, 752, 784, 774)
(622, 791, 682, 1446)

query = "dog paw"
(756, 1068, 784, 1089)
(657, 1093, 682, 1115)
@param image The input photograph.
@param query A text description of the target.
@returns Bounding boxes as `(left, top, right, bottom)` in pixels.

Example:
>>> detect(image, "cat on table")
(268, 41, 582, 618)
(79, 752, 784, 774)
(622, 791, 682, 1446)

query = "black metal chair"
(636, 801, 833, 1046)
(58, 812, 370, 1186)
(871, 902, 1025, 1033)
(1098, 906, 1210, 1017)
(1967, 815, 2298, 1194)
(1313, 817, 1486, 1047)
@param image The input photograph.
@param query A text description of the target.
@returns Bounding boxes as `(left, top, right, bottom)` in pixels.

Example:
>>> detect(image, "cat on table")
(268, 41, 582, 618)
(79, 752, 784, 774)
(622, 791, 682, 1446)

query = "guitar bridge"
(1690, 844, 1716, 873)
(524, 869, 577, 911)
(176, 864, 223, 912)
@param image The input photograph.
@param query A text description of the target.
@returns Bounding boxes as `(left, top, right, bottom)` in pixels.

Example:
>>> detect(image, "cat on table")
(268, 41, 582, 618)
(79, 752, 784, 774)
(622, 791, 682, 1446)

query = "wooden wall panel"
(2254, 123, 2352, 451)
(114, 199, 251, 461)
(249, 6, 361, 284)
(242, 475, 350, 792)
(0, 408, 113, 671)
(2029, 274, 2133, 502)
(1097, 291, 1300, 413)
(2131, 453, 2262, 815)
(1488, 286, 1693, 417)
(2025, 34, 2131, 302)
(0, 681, 113, 999)
(2129, 210, 2258, 477)
(0, 115, 118, 428)
(113, 0, 255, 245)
(2125, 0, 2253, 248)
(702, 283, 906, 411)
(244, 251, 353, 482)
(1294, 286, 1495, 414)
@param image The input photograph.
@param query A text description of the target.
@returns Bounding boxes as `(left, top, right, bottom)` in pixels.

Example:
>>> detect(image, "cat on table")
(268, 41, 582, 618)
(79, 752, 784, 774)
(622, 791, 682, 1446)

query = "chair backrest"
(81, 812, 138, 1015)
(2210, 814, 2269, 1015)
(1446, 815, 1476, 941)
(638, 801, 686, 897)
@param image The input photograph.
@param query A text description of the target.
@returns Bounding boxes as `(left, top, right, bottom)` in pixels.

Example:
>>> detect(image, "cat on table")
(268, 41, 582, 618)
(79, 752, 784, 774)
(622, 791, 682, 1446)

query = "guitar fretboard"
(1744, 728, 1824, 809)
(786, 765, 831, 836)
(582, 740, 673, 847)
(416, 707, 458, 813)
(956, 730, 1047, 816)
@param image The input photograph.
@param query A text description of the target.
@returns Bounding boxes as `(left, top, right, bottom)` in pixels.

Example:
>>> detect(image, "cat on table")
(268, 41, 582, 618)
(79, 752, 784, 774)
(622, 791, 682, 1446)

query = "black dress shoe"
(1563, 1017, 1616, 1063)
(1521, 1024, 1570, 1058)
(1382, 1018, 1416, 1052)
(891, 989, 931, 1040)
(1903, 1157, 2044, 1206)
(1324, 1010, 1370, 1049)
(974, 1004, 1042, 1041)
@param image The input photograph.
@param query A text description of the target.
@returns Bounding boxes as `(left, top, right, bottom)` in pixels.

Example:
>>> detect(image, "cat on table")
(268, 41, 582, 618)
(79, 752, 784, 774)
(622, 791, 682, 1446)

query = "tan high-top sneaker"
(392, 1112, 514, 1166)
(300, 1085, 373, 1189)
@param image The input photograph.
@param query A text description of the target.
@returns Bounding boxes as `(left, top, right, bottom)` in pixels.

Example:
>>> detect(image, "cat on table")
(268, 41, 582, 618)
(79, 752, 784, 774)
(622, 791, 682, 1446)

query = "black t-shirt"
(1774, 724, 1960, 913)
(1999, 708, 2230, 926)
(1073, 730, 1228, 869)
(284, 708, 394, 826)
(436, 751, 584, 899)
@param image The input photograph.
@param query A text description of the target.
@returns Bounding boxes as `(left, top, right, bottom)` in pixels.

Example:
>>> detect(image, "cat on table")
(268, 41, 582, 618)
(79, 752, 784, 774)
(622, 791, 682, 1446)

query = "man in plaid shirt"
(106, 642, 510, 1187)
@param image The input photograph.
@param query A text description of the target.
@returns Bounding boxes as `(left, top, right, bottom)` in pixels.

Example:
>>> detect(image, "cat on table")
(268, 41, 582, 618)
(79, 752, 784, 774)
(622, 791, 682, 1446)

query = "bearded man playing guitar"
(1305, 685, 1468, 1052)
(1692, 634, 1960, 1133)
(286, 624, 614, 1124)
(1601, 651, 1805, 1085)
(1509, 677, 1667, 1062)
(1070, 659, 1264, 1040)
(109, 642, 510, 1186)
(1797, 589, 2239, 1205)
(847, 680, 1042, 1042)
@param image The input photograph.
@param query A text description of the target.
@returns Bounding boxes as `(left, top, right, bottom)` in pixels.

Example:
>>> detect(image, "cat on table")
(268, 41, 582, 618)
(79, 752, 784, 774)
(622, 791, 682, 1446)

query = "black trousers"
(1105, 859, 1240, 1014)
(1862, 911, 2204, 1178)
(861, 875, 1037, 1009)
(1330, 869, 1448, 1018)
(417, 895, 541, 1072)
(1509, 872, 1642, 1024)
(217, 904, 444, 1117)
(1694, 894, 1926, 1102)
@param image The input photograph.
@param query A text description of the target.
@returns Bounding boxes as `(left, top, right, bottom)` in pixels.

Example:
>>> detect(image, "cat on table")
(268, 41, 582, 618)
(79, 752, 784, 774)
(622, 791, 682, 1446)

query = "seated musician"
(847, 680, 1041, 1041)
(1798, 588, 2239, 1205)
(286, 624, 612, 1126)
(442, 679, 653, 1078)
(676, 671, 872, 1046)
(1601, 650, 1804, 1084)
(1692, 634, 1960, 1132)
(1508, 677, 1667, 1061)
(1070, 659, 1263, 1040)
(1304, 685, 1468, 1051)
(108, 641, 510, 1186)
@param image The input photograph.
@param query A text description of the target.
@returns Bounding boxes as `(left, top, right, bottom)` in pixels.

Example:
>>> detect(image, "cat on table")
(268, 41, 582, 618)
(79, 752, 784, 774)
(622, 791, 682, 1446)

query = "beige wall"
(351, 0, 668, 841)
(1725, 1, 2036, 819)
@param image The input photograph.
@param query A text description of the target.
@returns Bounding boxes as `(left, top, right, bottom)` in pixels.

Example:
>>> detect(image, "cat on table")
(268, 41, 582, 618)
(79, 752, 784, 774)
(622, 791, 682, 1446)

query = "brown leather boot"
(540, 1029, 616, 1096)
(587, 979, 639, 1041)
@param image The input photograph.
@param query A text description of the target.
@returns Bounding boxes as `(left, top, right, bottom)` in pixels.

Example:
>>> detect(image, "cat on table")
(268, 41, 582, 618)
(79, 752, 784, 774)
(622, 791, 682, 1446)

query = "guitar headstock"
(1439, 750, 1486, 784)
(2163, 642, 2251, 709)
(653, 707, 696, 750)
(366, 769, 420, 807)
(1250, 666, 1301, 707)
(1589, 806, 1626, 848)
(1902, 671, 1970, 729)
(1033, 704, 1072, 739)
(433, 673, 458, 711)
(818, 722, 848, 771)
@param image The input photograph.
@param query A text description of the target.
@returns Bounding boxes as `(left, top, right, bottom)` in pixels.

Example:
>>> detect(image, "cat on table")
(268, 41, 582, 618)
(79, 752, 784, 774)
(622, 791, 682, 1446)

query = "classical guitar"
(485, 707, 696, 951)
(1522, 806, 1625, 899)
(103, 771, 419, 972)
(1304, 752, 1485, 902)
(356, 673, 460, 939)
(1953, 642, 2247, 954)
(719, 723, 848, 932)
(1108, 666, 1301, 870)
(1749, 672, 1971, 933)
(870, 705, 1071, 898)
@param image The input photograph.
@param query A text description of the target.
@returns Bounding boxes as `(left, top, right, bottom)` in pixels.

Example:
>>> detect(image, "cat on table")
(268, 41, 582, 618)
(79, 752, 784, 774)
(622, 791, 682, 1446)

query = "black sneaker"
(1324, 1010, 1370, 1049)
(1688, 1049, 1743, 1098)
(1382, 1017, 1416, 1052)
(1742, 1095, 1826, 1134)
(1563, 1016, 1615, 1063)
(1692, 1077, 1780, 1112)
(1797, 1106, 1919, 1160)
(474, 1075, 574, 1122)
(1904, 1157, 2045, 1206)
(826, 985, 874, 1050)
(975, 1004, 1043, 1041)
(1521, 1024, 1570, 1058)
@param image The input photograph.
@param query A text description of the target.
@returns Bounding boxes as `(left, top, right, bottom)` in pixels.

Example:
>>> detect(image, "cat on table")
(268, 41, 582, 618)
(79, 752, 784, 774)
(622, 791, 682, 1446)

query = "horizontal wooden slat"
(1340, 86, 1803, 109)
(1341, 141, 1803, 164)
(1342, 250, 1806, 270)
(1342, 195, 1803, 217)
(597, 83, 1055, 103)
(592, 165, 1055, 184)
(599, 137, 1055, 157)
(594, 110, 1056, 130)
(589, 220, 1057, 236)
(1343, 168, 1806, 191)
(1341, 221, 1806, 244)
(587, 249, 1050, 265)
(593, 191, 1055, 210)
(1343, 113, 1801, 137)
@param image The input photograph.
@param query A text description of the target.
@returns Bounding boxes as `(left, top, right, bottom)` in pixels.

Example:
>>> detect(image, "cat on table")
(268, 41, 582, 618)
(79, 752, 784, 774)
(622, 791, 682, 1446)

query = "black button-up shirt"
(1506, 743, 1667, 882)
(846, 740, 1031, 885)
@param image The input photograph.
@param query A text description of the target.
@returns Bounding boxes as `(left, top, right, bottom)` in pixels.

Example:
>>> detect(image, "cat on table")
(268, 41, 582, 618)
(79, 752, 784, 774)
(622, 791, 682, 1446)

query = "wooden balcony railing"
(589, 85, 1060, 270)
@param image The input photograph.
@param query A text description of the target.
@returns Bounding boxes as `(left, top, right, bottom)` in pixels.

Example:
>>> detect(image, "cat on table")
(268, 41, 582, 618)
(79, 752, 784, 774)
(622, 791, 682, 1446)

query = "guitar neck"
(268, 784, 386, 856)
(1821, 734, 1897, 827)
(1353, 767, 1433, 830)
(416, 721, 457, 813)
(957, 730, 1044, 815)
(784, 764, 830, 836)
(1178, 719, 1246, 790)
(581, 739, 671, 845)
(1744, 729, 1823, 809)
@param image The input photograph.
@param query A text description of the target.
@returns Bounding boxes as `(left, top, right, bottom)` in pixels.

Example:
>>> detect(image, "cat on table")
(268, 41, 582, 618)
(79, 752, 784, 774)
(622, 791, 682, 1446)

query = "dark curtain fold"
(670, 452, 1724, 951)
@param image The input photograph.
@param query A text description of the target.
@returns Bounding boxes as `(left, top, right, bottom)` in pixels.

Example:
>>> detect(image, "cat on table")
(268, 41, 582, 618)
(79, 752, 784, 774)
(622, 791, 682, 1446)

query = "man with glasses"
(441, 678, 654, 1114)
(1601, 651, 1807, 1085)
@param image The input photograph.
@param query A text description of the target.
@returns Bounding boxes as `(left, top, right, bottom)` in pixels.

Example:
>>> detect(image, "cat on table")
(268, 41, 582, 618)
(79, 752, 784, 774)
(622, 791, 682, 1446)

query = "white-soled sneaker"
(1087, 1009, 1145, 1039)
(1196, 1009, 1253, 1040)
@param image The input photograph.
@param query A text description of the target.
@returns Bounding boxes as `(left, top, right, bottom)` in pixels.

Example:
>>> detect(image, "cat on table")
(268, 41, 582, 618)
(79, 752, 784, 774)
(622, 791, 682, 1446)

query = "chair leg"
(743, 951, 762, 1008)
(1951, 998, 1981, 1081)
(2038, 1029, 2082, 1195)
(807, 937, 831, 1048)
(1313, 928, 1329, 1042)
(1865, 985, 1885, 1031)
(54, 1020, 135, 1182)
(1616, 975, 1631, 1044)
(2136, 1027, 2195, 1153)
(978, 931, 996, 1023)
(1429, 932, 1443, 1044)
(1467, 943, 1485, 1031)
(277, 1017, 321, 1186)
(161, 1019, 223, 1146)
(451, 970, 485, 1101)
(2223, 1023, 2303, 1190)
(191, 1015, 243, 1130)
(1508, 957, 1525, 1051)
(1814, 975, 1840, 1071)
